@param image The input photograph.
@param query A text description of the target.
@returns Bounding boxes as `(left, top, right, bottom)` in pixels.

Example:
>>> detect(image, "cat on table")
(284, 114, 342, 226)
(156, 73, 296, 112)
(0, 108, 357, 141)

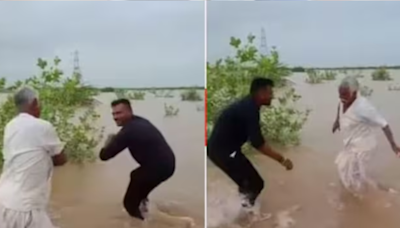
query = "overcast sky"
(208, 1, 400, 68)
(0, 1, 204, 88)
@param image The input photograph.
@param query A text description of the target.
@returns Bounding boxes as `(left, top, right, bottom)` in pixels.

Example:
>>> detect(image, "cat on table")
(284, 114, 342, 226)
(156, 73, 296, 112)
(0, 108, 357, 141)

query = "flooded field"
(207, 70, 400, 228)
(1, 90, 205, 228)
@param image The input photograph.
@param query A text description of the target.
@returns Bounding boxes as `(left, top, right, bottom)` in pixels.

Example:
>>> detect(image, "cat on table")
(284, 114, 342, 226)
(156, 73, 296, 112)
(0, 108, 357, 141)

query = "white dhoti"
(335, 147, 376, 193)
(335, 96, 388, 195)
(0, 205, 54, 228)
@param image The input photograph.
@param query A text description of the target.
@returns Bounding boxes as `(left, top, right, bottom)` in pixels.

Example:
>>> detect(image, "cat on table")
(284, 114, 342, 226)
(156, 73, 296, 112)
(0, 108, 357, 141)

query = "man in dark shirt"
(99, 98, 175, 220)
(207, 77, 293, 210)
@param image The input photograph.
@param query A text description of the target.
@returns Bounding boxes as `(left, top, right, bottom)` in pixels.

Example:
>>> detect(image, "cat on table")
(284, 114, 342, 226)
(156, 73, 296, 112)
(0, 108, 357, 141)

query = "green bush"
(305, 69, 323, 84)
(196, 104, 204, 112)
(154, 90, 174, 98)
(372, 67, 392, 81)
(353, 70, 364, 79)
(181, 89, 202, 101)
(100, 87, 115, 92)
(305, 69, 336, 83)
(360, 85, 373, 97)
(130, 91, 145, 100)
(115, 90, 145, 100)
(164, 103, 179, 117)
(291, 66, 306, 73)
(323, 70, 337, 80)
(207, 34, 310, 147)
(0, 57, 104, 165)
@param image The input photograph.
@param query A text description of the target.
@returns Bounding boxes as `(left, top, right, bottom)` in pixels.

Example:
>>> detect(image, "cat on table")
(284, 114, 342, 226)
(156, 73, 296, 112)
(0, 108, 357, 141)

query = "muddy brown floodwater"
(22, 91, 206, 228)
(207, 71, 400, 228)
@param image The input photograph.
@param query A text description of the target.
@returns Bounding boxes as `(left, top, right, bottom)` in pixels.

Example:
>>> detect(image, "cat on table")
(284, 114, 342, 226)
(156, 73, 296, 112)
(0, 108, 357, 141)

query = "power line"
(73, 50, 82, 81)
(260, 27, 268, 56)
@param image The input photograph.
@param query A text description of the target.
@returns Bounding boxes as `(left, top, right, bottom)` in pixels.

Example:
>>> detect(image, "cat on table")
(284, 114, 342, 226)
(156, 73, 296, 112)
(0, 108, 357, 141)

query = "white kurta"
(0, 113, 64, 228)
(335, 96, 388, 194)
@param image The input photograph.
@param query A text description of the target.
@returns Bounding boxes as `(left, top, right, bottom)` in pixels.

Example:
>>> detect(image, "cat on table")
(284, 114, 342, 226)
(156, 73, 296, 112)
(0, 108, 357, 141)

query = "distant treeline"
(0, 86, 204, 94)
(99, 86, 204, 92)
(291, 66, 400, 73)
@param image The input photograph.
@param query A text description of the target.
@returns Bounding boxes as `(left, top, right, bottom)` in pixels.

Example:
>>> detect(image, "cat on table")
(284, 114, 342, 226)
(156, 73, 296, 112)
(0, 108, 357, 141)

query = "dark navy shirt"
(99, 116, 175, 168)
(208, 96, 265, 154)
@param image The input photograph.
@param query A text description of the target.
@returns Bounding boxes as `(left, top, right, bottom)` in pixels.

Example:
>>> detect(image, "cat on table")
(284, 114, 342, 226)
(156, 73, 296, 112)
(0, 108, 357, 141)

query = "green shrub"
(164, 90, 174, 98)
(130, 91, 145, 100)
(164, 103, 179, 117)
(360, 85, 373, 97)
(372, 67, 392, 81)
(154, 90, 174, 98)
(305, 69, 336, 83)
(353, 70, 364, 79)
(0, 57, 104, 165)
(207, 34, 310, 147)
(291, 66, 306, 73)
(196, 104, 204, 112)
(115, 90, 145, 100)
(323, 70, 337, 80)
(100, 87, 115, 92)
(305, 69, 323, 84)
(181, 89, 202, 101)
(115, 89, 125, 99)
(388, 84, 400, 91)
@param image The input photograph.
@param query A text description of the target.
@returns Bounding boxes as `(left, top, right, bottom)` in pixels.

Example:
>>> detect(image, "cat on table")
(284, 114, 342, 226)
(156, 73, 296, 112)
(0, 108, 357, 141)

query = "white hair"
(339, 76, 359, 93)
(14, 86, 39, 111)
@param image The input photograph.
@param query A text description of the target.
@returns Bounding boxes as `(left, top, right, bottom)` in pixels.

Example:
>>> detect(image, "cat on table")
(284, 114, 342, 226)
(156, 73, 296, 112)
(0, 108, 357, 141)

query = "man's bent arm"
(256, 143, 285, 163)
(99, 127, 129, 161)
(43, 123, 67, 166)
(245, 111, 285, 163)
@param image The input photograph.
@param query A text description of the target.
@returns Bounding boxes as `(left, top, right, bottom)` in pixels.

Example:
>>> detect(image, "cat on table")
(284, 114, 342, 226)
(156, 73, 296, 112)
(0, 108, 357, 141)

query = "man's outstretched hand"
(282, 158, 293, 170)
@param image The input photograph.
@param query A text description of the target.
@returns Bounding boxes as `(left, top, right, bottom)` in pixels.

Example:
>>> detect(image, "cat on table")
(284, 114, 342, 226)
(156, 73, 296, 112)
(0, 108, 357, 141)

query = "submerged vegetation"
(207, 34, 310, 147)
(360, 85, 373, 97)
(372, 67, 392, 81)
(305, 69, 337, 84)
(115, 90, 145, 100)
(152, 90, 174, 98)
(388, 84, 400, 91)
(181, 89, 202, 101)
(164, 103, 179, 117)
(0, 57, 104, 165)
(305, 69, 323, 84)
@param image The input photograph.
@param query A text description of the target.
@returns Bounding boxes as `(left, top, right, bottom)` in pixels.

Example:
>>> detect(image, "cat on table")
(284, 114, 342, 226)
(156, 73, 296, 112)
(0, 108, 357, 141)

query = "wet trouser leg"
(208, 149, 264, 207)
(123, 165, 174, 220)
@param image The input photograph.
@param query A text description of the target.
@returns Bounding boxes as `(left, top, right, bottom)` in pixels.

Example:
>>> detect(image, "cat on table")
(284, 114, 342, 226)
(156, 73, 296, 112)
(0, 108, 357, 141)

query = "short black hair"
(111, 98, 132, 110)
(250, 77, 274, 94)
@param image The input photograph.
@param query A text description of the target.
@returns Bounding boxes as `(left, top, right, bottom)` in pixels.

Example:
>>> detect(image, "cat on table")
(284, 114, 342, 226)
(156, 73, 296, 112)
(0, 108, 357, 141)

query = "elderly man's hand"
(332, 120, 340, 133)
(391, 144, 400, 157)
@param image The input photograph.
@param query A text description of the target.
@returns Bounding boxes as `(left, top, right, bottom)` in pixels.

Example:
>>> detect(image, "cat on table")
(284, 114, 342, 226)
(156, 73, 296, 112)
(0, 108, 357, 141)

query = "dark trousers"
(207, 148, 264, 206)
(124, 164, 174, 220)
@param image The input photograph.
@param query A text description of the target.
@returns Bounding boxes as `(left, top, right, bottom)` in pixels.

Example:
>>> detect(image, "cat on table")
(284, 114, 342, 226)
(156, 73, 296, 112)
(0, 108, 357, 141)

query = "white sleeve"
(42, 123, 65, 156)
(358, 100, 388, 128)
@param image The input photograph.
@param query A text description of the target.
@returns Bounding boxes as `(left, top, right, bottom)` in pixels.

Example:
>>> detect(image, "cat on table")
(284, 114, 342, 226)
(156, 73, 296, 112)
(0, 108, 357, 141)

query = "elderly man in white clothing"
(0, 87, 67, 228)
(332, 76, 400, 197)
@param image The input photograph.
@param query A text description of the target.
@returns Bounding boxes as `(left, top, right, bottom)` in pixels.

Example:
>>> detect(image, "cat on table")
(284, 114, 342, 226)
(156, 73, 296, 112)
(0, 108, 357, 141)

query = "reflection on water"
(207, 71, 400, 228)
(1, 90, 204, 228)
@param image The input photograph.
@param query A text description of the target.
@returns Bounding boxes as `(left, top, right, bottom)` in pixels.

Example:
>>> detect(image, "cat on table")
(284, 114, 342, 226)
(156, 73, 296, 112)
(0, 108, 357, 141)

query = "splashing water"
(207, 181, 244, 227)
(274, 205, 301, 228)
